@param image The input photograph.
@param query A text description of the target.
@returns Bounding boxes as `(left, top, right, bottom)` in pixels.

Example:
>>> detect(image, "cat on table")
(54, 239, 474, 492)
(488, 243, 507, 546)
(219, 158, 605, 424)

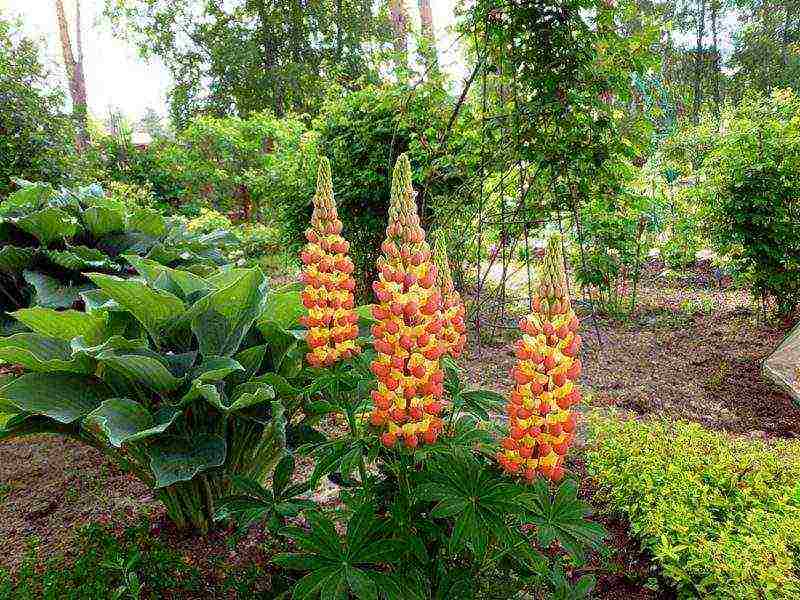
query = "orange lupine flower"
(300, 157, 360, 367)
(433, 236, 466, 358)
(498, 234, 582, 483)
(370, 154, 445, 448)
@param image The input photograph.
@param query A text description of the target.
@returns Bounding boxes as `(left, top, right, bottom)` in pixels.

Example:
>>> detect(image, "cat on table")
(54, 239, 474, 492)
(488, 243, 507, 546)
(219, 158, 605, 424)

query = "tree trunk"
(55, 0, 89, 150)
(417, 0, 439, 74)
(389, 0, 409, 81)
(710, 0, 720, 116)
(692, 0, 706, 124)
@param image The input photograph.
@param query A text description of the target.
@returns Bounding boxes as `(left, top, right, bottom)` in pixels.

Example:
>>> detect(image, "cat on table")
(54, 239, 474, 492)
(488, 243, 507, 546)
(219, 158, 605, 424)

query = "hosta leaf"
(82, 398, 154, 447)
(125, 256, 210, 297)
(0, 333, 93, 373)
(0, 413, 79, 441)
(83, 205, 125, 237)
(23, 271, 90, 309)
(129, 208, 167, 237)
(12, 307, 108, 345)
(192, 356, 244, 382)
(148, 434, 226, 488)
(0, 246, 35, 273)
(262, 291, 306, 329)
(123, 406, 181, 443)
(0, 181, 53, 215)
(0, 373, 111, 423)
(17, 207, 79, 245)
(184, 269, 269, 357)
(98, 353, 182, 392)
(87, 273, 185, 339)
(47, 246, 116, 271)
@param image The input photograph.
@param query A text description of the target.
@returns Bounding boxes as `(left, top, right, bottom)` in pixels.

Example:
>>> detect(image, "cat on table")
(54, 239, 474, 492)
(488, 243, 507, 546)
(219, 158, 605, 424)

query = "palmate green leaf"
(98, 353, 182, 392)
(87, 273, 186, 340)
(0, 333, 94, 373)
(519, 479, 605, 562)
(23, 270, 91, 309)
(0, 246, 35, 273)
(291, 566, 342, 600)
(17, 207, 79, 245)
(12, 307, 108, 345)
(82, 398, 154, 447)
(272, 553, 331, 572)
(0, 373, 111, 423)
(346, 568, 378, 600)
(148, 434, 226, 488)
(455, 389, 506, 421)
(273, 452, 295, 497)
(184, 269, 268, 357)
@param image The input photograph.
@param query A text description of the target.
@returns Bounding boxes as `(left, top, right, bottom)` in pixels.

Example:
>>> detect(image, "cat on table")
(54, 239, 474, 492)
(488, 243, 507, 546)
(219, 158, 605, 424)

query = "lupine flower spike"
(433, 236, 466, 358)
(299, 157, 360, 367)
(369, 154, 446, 449)
(498, 234, 582, 483)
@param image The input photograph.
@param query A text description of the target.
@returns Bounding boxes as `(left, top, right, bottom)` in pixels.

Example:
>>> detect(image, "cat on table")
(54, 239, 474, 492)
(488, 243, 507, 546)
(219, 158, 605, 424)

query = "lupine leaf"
(346, 568, 378, 600)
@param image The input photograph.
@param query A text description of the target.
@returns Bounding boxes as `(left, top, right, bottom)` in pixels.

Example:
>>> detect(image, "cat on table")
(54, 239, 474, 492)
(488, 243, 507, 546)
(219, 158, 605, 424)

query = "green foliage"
(698, 89, 800, 315)
(0, 16, 77, 195)
(572, 188, 657, 318)
(159, 112, 317, 220)
(286, 83, 478, 299)
(0, 262, 311, 531)
(103, 0, 391, 126)
(223, 356, 604, 599)
(586, 412, 800, 599)
(0, 181, 234, 330)
(0, 519, 294, 599)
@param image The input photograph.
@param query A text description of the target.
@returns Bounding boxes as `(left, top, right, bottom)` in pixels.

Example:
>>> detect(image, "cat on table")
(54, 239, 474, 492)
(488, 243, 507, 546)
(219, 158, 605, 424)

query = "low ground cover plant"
(586, 411, 800, 599)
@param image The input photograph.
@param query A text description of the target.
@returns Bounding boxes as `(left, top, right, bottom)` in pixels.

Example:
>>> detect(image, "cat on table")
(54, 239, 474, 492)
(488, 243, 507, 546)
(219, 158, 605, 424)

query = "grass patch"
(585, 411, 800, 599)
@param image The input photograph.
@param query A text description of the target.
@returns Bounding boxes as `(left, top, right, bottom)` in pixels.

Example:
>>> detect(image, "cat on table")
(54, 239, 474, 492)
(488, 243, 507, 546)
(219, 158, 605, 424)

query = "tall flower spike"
(369, 154, 445, 449)
(433, 235, 466, 358)
(498, 234, 582, 483)
(299, 157, 360, 367)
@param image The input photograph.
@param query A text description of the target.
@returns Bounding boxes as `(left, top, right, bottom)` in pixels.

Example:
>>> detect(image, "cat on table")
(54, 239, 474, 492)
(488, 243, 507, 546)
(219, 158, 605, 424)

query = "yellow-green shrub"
(585, 412, 800, 599)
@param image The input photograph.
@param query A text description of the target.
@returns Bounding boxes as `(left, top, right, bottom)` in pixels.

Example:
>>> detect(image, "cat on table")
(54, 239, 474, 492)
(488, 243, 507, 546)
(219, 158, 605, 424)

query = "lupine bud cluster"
(498, 234, 582, 483)
(369, 154, 446, 448)
(433, 236, 466, 358)
(299, 157, 360, 367)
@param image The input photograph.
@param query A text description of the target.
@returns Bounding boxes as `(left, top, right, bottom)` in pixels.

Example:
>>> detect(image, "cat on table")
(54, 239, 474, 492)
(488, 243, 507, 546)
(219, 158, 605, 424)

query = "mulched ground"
(0, 261, 795, 599)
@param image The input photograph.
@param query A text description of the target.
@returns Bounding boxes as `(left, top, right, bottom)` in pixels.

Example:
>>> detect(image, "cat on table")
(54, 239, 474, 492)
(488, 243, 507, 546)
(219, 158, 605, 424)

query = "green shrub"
(585, 412, 800, 599)
(282, 83, 477, 299)
(699, 89, 800, 315)
(0, 262, 310, 532)
(0, 519, 293, 599)
(0, 17, 77, 196)
(0, 181, 235, 330)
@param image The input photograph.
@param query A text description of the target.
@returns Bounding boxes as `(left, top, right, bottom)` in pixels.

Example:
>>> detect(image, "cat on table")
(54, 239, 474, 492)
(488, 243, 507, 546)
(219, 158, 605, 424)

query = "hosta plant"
(0, 259, 307, 532)
(0, 180, 235, 331)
